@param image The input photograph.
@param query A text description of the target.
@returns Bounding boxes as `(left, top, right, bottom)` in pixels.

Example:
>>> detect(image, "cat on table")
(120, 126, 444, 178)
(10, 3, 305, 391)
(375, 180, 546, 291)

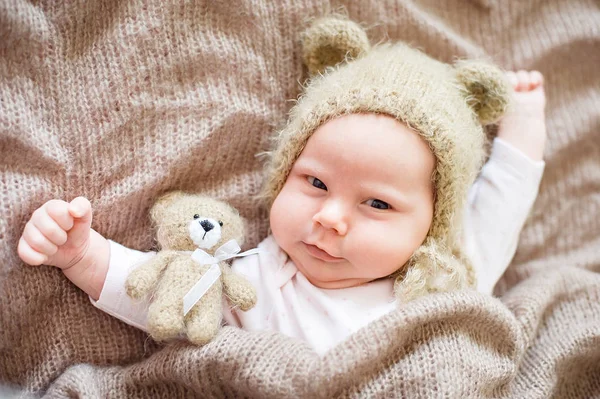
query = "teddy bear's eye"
(218, 220, 223, 226)
(193, 214, 200, 219)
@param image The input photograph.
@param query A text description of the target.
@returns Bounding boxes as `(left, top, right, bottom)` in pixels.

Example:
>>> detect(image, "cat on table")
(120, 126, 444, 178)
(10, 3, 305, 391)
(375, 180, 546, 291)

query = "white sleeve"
(89, 240, 156, 332)
(463, 137, 545, 295)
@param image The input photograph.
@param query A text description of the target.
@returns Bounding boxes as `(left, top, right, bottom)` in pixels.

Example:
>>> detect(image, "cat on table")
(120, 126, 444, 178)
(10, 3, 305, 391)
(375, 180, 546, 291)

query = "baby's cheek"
(355, 230, 413, 276)
(269, 190, 297, 245)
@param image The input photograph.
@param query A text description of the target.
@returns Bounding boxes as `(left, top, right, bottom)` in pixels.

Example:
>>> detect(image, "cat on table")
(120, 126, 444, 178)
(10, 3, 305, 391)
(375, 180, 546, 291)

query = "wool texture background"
(1, 0, 599, 397)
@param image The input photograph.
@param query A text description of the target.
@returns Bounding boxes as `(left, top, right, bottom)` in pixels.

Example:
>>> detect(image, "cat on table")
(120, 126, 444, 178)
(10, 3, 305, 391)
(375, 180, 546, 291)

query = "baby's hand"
(18, 197, 93, 270)
(497, 70, 547, 161)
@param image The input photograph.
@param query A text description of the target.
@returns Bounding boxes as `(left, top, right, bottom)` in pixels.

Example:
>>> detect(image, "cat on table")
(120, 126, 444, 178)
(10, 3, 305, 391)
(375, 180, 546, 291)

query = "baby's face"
(270, 113, 436, 289)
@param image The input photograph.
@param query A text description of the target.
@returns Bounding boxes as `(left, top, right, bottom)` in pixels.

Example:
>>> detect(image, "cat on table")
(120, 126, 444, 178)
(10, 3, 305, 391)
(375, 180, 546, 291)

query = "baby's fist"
(18, 197, 93, 269)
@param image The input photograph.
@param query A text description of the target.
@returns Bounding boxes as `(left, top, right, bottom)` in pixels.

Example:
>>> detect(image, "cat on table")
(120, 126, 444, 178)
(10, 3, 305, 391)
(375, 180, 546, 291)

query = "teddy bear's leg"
(221, 265, 257, 311)
(146, 290, 185, 341)
(185, 279, 223, 345)
(145, 260, 195, 341)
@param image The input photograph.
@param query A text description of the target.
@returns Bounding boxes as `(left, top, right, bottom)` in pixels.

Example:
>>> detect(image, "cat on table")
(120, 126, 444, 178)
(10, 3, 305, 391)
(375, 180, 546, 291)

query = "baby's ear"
(150, 191, 185, 223)
(455, 60, 512, 125)
(301, 16, 371, 76)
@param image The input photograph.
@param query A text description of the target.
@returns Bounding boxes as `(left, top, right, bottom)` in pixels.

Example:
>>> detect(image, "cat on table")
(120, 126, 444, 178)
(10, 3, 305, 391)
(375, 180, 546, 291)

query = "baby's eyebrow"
(292, 158, 325, 175)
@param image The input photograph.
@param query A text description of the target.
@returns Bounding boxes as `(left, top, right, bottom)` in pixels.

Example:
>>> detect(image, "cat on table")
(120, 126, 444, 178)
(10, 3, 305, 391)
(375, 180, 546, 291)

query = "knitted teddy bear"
(125, 191, 257, 345)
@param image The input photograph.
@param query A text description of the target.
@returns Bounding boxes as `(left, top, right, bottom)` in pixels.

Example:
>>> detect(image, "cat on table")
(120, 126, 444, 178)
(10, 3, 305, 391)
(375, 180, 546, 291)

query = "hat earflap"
(301, 16, 371, 76)
(455, 60, 512, 125)
(394, 238, 476, 302)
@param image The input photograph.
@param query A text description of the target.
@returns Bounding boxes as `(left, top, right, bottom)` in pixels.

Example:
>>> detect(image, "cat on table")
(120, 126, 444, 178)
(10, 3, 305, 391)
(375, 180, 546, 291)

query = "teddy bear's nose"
(200, 219, 214, 232)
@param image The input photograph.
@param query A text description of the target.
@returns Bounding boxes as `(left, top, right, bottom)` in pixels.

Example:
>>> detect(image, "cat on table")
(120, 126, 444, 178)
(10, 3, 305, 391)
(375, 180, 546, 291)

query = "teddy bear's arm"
(220, 263, 257, 312)
(125, 251, 178, 300)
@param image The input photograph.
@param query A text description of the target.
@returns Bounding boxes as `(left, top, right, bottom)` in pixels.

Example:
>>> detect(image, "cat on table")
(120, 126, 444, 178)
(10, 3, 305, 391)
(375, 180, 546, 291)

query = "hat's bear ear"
(455, 60, 512, 125)
(301, 16, 371, 76)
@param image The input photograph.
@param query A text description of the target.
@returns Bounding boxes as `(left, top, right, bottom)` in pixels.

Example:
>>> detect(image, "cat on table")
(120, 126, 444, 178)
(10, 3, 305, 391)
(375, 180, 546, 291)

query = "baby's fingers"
(67, 197, 92, 219)
(43, 199, 75, 231)
(18, 235, 48, 266)
(31, 208, 68, 246)
(21, 221, 58, 256)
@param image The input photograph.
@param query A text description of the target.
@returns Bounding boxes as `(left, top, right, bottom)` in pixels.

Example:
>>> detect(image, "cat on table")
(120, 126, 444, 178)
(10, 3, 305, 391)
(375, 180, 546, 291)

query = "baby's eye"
(365, 199, 391, 210)
(193, 214, 200, 219)
(307, 176, 327, 190)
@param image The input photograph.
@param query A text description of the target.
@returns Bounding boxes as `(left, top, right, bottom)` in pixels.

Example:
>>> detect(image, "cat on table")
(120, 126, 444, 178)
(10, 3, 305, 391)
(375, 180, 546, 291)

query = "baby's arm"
(463, 70, 547, 294)
(18, 197, 154, 331)
(463, 138, 545, 294)
(91, 240, 155, 332)
(18, 197, 110, 301)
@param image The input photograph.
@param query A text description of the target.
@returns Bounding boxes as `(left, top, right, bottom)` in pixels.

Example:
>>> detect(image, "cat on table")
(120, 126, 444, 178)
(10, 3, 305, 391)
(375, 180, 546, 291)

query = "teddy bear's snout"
(200, 219, 214, 232)
(189, 216, 222, 249)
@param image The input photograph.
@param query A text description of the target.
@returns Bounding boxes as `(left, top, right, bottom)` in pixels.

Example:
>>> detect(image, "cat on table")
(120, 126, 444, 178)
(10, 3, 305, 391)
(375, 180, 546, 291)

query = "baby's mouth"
(302, 242, 345, 263)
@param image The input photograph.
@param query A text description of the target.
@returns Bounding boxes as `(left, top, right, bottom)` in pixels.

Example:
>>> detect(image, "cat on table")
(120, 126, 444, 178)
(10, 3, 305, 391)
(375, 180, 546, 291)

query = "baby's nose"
(200, 220, 214, 232)
(313, 199, 348, 236)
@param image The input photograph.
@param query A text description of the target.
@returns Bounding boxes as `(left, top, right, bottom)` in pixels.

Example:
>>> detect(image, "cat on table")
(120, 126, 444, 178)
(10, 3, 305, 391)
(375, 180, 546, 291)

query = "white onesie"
(91, 138, 545, 355)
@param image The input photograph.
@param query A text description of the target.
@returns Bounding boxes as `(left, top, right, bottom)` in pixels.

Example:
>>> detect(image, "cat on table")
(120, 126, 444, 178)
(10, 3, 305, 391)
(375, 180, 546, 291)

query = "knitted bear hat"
(262, 16, 511, 302)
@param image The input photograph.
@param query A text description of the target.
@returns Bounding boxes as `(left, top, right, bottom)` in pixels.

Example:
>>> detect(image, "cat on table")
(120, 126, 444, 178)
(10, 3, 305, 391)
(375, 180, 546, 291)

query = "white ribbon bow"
(183, 240, 260, 316)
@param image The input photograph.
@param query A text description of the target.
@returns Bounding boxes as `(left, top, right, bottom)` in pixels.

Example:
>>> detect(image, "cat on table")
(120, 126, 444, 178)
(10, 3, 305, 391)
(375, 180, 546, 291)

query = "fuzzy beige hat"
(263, 16, 511, 302)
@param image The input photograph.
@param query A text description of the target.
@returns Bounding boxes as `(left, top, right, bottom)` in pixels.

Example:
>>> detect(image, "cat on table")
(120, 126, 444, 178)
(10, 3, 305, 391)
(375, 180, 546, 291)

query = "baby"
(18, 18, 546, 355)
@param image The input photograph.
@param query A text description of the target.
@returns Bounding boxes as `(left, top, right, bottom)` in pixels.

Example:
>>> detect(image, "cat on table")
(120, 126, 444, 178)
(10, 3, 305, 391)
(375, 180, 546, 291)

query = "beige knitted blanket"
(1, 0, 599, 397)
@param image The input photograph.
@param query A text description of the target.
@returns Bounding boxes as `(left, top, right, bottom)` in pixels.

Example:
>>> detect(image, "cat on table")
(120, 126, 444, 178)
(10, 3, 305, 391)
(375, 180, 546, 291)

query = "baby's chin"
(308, 278, 372, 290)
(290, 255, 372, 289)
(305, 275, 374, 290)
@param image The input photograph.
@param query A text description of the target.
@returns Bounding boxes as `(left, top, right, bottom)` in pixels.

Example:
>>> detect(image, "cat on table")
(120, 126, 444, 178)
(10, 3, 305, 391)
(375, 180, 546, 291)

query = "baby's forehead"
(310, 113, 430, 147)
(300, 114, 436, 178)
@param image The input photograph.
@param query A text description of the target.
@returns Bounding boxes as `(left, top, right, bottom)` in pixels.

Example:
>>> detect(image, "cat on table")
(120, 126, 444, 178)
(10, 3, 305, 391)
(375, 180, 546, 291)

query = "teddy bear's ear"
(301, 16, 371, 76)
(454, 60, 512, 125)
(150, 191, 186, 223)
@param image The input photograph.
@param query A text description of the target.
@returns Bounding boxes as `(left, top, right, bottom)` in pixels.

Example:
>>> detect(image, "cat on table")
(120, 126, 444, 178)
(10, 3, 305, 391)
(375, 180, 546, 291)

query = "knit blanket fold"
(44, 267, 600, 397)
(1, 0, 599, 397)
